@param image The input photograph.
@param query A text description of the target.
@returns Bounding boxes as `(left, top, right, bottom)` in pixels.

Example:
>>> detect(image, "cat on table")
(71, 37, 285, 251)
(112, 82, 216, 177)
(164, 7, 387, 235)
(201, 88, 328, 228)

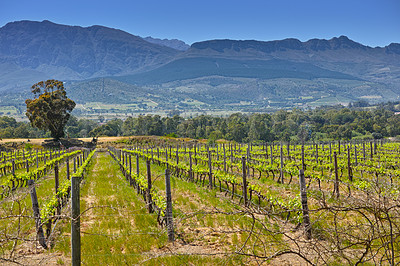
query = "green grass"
(55, 152, 166, 264)
(67, 151, 254, 265)
(126, 154, 286, 262)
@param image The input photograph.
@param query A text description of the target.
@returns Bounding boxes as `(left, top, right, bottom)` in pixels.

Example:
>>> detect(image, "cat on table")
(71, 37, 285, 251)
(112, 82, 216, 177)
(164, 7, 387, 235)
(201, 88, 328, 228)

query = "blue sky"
(0, 0, 399, 47)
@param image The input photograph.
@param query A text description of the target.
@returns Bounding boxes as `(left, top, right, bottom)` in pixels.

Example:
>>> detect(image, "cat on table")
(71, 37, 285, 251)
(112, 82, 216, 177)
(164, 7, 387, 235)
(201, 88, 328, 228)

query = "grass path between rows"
(64, 151, 165, 265)
(55, 151, 232, 265)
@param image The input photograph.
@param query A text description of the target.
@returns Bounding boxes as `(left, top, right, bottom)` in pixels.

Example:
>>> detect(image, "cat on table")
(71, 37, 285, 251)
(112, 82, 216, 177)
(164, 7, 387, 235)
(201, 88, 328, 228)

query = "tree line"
(2, 104, 399, 143)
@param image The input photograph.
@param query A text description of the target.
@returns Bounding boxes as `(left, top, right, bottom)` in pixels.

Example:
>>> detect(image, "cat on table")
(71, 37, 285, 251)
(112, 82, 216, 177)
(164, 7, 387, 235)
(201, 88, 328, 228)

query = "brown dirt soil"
(6, 206, 72, 266)
(7, 250, 69, 266)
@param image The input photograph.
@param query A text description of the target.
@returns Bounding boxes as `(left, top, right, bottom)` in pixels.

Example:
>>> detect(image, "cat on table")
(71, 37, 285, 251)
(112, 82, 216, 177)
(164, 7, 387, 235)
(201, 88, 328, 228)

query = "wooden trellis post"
(242, 157, 248, 206)
(71, 174, 81, 265)
(280, 143, 284, 184)
(165, 169, 174, 242)
(66, 157, 70, 180)
(208, 149, 213, 189)
(333, 152, 339, 199)
(55, 163, 61, 215)
(146, 160, 153, 213)
(28, 180, 47, 249)
(347, 146, 352, 182)
(189, 151, 193, 181)
(299, 169, 311, 239)
(223, 143, 227, 172)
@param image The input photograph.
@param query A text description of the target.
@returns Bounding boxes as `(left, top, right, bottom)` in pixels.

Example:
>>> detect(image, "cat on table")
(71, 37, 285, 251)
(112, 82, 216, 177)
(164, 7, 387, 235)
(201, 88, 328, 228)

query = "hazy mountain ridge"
(143, 36, 190, 51)
(189, 36, 398, 55)
(0, 20, 181, 90)
(115, 57, 360, 85)
(112, 36, 400, 107)
(0, 20, 399, 110)
(185, 37, 400, 85)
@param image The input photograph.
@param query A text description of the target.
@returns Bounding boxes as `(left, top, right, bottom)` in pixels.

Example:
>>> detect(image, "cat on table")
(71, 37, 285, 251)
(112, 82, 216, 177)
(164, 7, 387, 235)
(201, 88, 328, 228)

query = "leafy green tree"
(163, 115, 183, 135)
(226, 113, 248, 142)
(372, 132, 383, 139)
(25, 80, 76, 140)
(0, 116, 17, 129)
(208, 130, 223, 145)
(122, 117, 136, 136)
(387, 116, 400, 136)
(195, 126, 205, 138)
(0, 127, 13, 138)
(134, 115, 151, 135)
(148, 115, 163, 135)
(13, 123, 31, 138)
(89, 119, 122, 137)
(297, 123, 311, 143)
(248, 113, 273, 142)
(178, 121, 196, 138)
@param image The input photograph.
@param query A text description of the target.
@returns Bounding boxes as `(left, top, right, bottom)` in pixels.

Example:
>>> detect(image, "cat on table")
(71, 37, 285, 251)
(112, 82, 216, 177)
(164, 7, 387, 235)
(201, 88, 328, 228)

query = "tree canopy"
(25, 80, 76, 140)
(2, 101, 399, 142)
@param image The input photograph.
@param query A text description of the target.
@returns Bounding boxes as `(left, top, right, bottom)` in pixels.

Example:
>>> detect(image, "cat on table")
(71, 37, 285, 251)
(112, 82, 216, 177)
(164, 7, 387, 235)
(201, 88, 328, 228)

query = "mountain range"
(0, 20, 399, 112)
(0, 20, 180, 90)
(143, 36, 190, 51)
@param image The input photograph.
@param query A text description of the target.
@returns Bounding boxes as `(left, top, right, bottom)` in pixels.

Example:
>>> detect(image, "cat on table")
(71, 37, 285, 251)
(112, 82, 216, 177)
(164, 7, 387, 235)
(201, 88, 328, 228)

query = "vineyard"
(1, 138, 400, 265)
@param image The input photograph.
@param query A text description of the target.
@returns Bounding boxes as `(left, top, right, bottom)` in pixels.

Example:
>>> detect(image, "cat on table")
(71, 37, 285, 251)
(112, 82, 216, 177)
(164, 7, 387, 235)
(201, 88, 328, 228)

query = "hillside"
(0, 20, 399, 113)
(143, 36, 190, 51)
(184, 37, 400, 86)
(108, 36, 400, 107)
(115, 57, 359, 85)
(0, 20, 181, 91)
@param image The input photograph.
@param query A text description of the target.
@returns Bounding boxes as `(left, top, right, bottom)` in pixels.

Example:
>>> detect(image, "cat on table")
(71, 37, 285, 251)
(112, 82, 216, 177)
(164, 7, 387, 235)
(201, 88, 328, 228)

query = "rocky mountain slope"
(182, 36, 400, 86)
(0, 20, 181, 91)
(0, 20, 399, 108)
(143, 36, 190, 51)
